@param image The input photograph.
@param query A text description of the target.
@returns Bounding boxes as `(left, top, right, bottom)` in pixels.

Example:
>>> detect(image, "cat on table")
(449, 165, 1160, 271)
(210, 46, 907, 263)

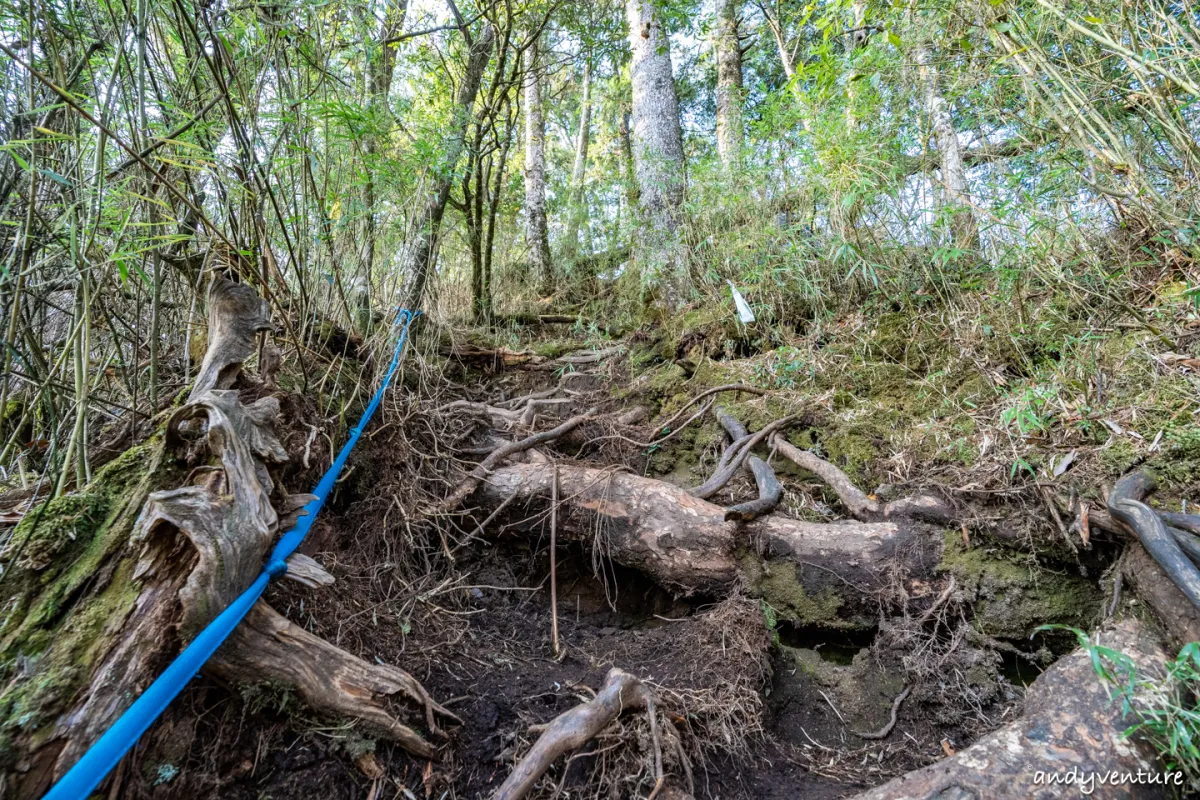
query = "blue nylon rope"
(43, 309, 419, 800)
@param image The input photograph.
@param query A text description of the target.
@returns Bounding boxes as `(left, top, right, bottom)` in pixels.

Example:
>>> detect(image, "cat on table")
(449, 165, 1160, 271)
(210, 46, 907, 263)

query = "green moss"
(819, 429, 879, 486)
(1098, 437, 1141, 475)
(531, 340, 573, 359)
(1151, 427, 1200, 490)
(938, 531, 1102, 639)
(0, 438, 169, 761)
(741, 554, 848, 628)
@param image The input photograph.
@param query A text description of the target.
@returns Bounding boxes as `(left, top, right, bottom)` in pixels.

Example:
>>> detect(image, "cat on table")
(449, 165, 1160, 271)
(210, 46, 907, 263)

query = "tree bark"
(563, 58, 592, 265)
(850, 618, 1167, 800)
(401, 24, 495, 309)
(714, 0, 744, 169)
(523, 34, 553, 296)
(474, 463, 941, 626)
(625, 0, 688, 305)
(0, 282, 446, 799)
(757, 0, 795, 78)
(914, 41, 979, 252)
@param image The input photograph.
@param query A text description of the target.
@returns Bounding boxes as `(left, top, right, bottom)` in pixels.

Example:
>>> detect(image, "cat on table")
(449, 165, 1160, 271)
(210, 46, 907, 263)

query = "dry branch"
(771, 435, 955, 525)
(491, 668, 650, 800)
(650, 384, 767, 439)
(430, 408, 597, 515)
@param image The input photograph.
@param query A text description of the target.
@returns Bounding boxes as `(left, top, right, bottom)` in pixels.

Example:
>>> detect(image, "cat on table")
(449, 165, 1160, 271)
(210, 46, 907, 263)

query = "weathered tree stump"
(0, 277, 447, 799)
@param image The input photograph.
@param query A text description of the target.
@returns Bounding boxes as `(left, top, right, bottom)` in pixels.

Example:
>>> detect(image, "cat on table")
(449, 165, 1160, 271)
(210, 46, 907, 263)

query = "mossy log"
(474, 463, 942, 627)
(850, 618, 1167, 800)
(0, 278, 447, 799)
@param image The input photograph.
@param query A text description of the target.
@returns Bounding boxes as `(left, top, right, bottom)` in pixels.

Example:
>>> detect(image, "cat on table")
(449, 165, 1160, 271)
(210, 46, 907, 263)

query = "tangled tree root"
(849, 618, 1166, 800)
(1108, 470, 1200, 610)
(714, 408, 781, 522)
(492, 668, 661, 800)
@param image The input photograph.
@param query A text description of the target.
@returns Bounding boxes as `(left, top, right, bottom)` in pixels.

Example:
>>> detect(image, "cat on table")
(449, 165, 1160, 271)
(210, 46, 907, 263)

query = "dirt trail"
(109, 334, 1165, 799)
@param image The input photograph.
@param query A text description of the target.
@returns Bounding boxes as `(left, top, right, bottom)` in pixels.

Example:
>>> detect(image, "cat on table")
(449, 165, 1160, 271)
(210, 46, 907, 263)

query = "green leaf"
(1083, 15, 1104, 24)
(887, 31, 901, 48)
(40, 168, 72, 187)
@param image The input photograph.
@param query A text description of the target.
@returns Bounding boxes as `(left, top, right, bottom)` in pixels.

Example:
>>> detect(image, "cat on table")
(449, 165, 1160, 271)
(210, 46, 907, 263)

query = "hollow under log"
(849, 618, 1167, 800)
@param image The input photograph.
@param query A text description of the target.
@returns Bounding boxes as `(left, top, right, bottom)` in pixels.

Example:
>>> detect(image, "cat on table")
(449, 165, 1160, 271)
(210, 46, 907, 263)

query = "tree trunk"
(625, 0, 688, 306)
(715, 0, 744, 169)
(914, 41, 979, 252)
(401, 24, 495, 310)
(850, 618, 1167, 800)
(0, 279, 448, 799)
(360, 0, 408, 325)
(563, 58, 592, 265)
(759, 0, 795, 78)
(523, 35, 553, 296)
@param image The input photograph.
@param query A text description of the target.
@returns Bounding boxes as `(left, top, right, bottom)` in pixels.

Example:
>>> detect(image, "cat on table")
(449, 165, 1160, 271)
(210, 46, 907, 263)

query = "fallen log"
(850, 618, 1168, 800)
(475, 463, 941, 624)
(714, 408, 781, 522)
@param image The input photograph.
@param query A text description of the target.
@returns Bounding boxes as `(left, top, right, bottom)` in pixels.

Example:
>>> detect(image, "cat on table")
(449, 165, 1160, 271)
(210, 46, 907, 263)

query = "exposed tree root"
(1108, 471, 1200, 609)
(852, 686, 910, 740)
(849, 618, 1166, 800)
(209, 602, 459, 759)
(491, 668, 652, 800)
(691, 416, 796, 499)
(714, 408, 780, 522)
(430, 408, 597, 515)
(770, 435, 955, 525)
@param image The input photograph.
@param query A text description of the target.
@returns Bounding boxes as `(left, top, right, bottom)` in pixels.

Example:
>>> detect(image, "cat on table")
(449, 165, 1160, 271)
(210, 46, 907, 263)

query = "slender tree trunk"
(361, 0, 408, 328)
(563, 59, 592, 265)
(761, 2, 795, 78)
(401, 25, 494, 310)
(625, 0, 688, 306)
(618, 106, 638, 208)
(484, 101, 516, 322)
(523, 35, 553, 296)
(715, 0, 744, 169)
(914, 41, 979, 251)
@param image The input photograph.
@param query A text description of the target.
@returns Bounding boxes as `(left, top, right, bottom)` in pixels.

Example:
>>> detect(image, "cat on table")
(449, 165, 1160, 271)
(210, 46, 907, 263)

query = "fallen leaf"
(356, 752, 383, 780)
(1158, 352, 1200, 370)
(1052, 450, 1077, 478)
(941, 738, 956, 757)
(1080, 503, 1091, 546)
(1149, 430, 1164, 452)
(1102, 418, 1125, 435)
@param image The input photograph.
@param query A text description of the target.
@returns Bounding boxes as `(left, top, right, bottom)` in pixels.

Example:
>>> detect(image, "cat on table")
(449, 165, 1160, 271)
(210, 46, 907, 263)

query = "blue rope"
(43, 309, 419, 800)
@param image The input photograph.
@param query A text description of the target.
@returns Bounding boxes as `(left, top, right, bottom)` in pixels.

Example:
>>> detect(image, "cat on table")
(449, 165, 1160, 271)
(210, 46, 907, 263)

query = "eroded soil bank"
(85, 305, 1198, 800)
